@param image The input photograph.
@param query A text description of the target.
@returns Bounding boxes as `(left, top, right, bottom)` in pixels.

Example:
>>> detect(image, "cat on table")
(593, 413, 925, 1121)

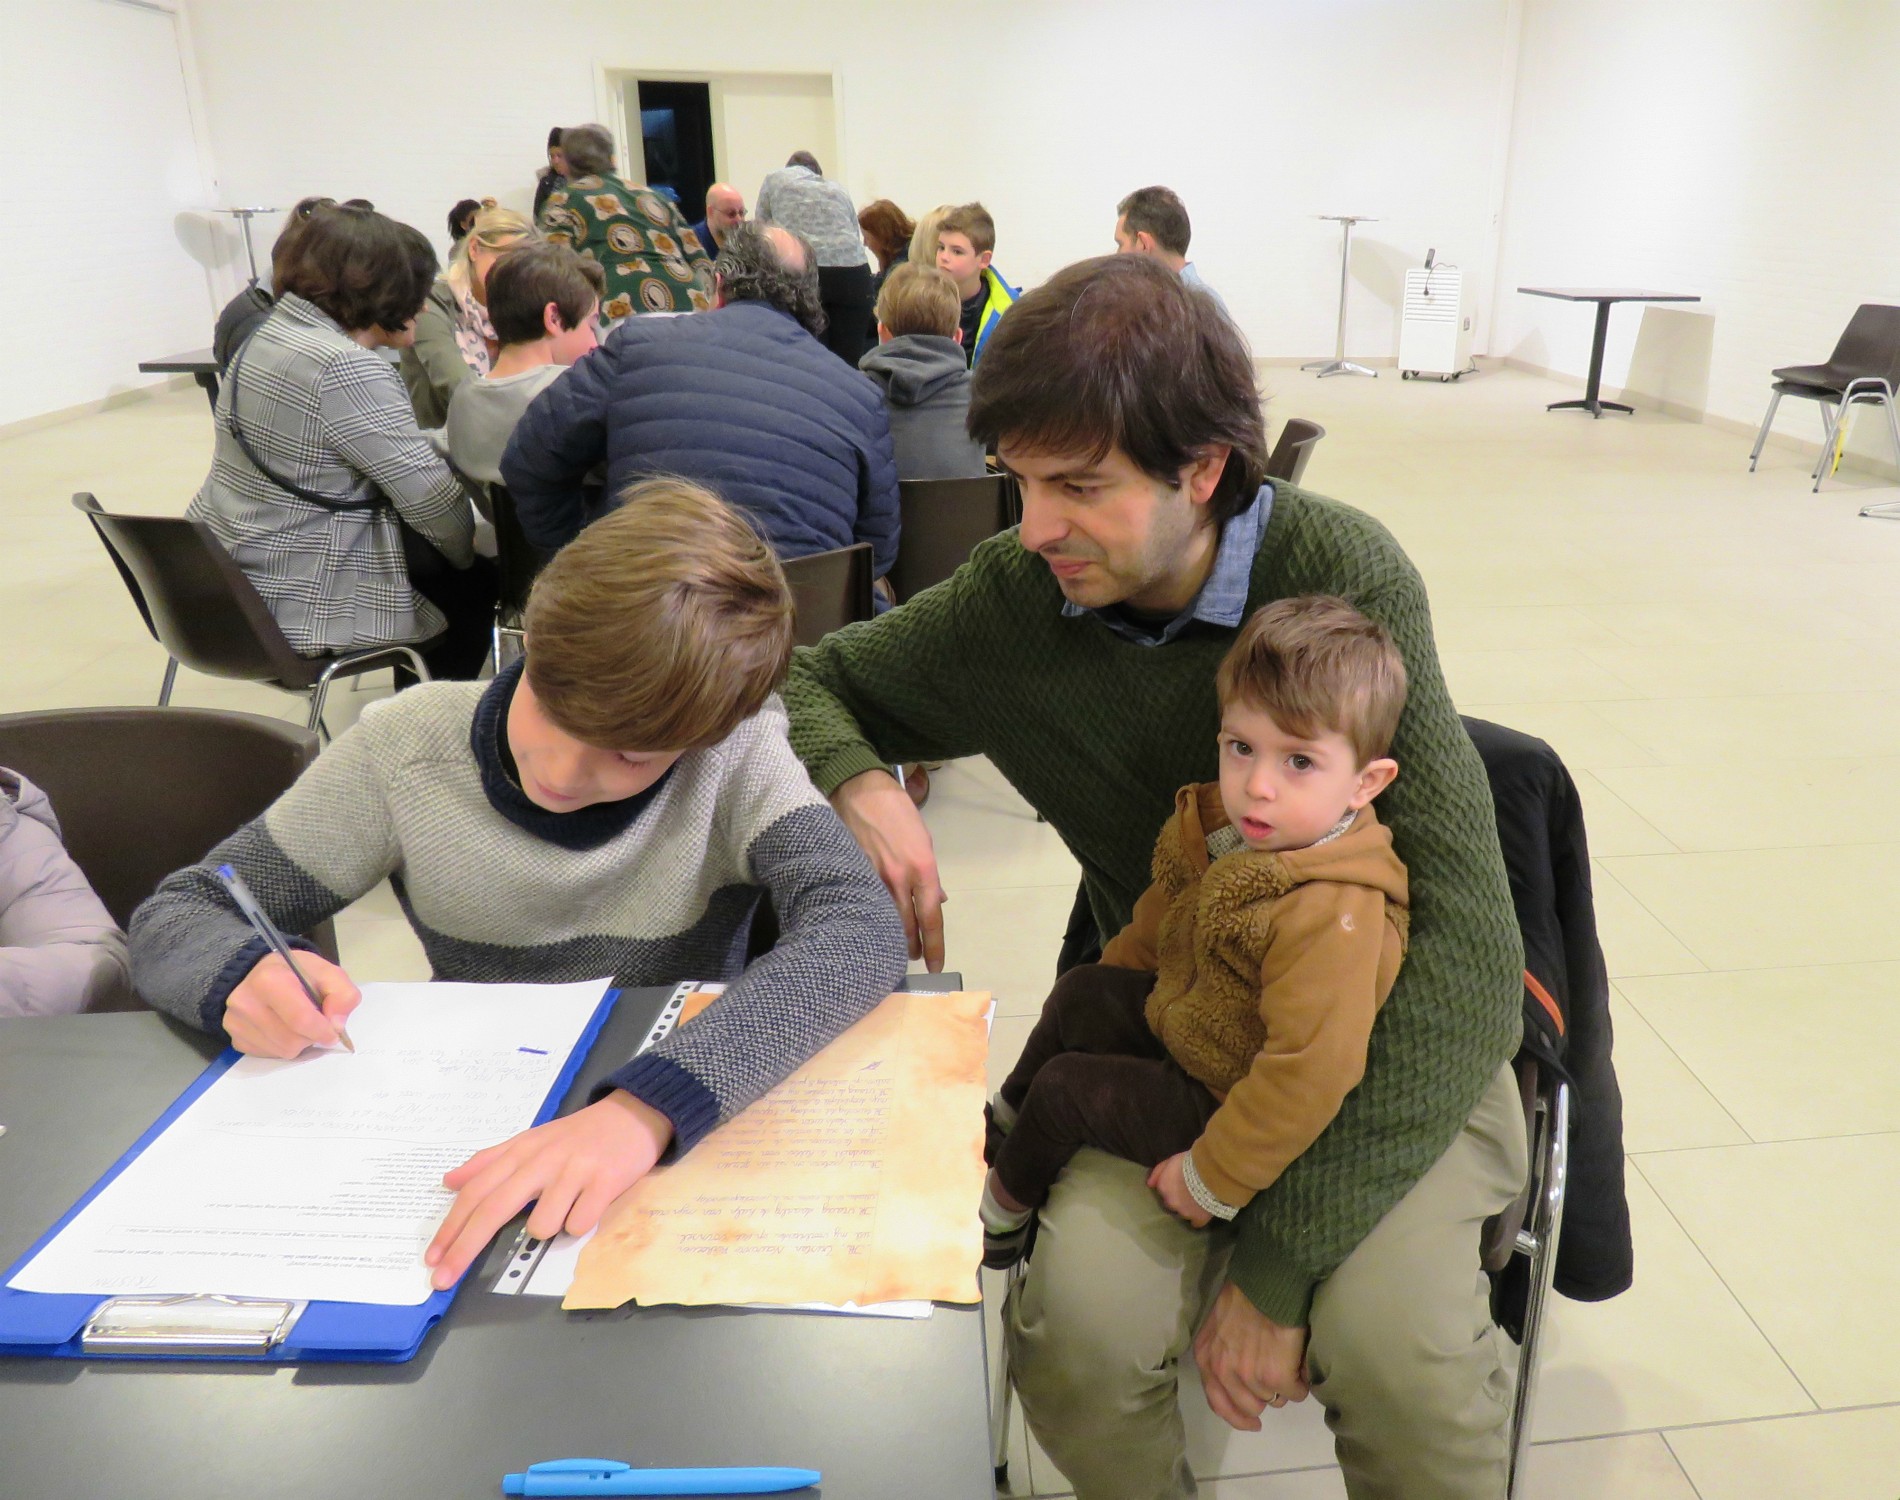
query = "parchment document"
(564, 990, 990, 1310)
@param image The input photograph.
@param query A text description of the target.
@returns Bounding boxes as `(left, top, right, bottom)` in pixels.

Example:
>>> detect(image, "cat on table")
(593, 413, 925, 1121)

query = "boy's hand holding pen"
(214, 864, 361, 1059)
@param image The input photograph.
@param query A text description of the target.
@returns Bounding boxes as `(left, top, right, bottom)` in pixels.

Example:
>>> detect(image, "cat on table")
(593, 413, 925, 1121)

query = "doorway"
(611, 71, 837, 219)
(635, 80, 715, 216)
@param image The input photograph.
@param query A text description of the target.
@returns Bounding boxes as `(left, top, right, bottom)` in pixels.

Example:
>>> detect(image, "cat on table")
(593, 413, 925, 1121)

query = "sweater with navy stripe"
(128, 664, 909, 1155)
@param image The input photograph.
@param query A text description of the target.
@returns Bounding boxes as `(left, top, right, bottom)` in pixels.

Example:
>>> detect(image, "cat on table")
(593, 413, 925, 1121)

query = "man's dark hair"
(546, 125, 564, 151)
(714, 222, 826, 338)
(786, 150, 822, 174)
(487, 242, 606, 345)
(1117, 185, 1192, 257)
(969, 254, 1267, 525)
(561, 123, 616, 178)
(277, 203, 438, 334)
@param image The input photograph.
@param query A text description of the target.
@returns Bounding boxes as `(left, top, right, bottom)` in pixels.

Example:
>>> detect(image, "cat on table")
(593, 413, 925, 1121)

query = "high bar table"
(1304, 215, 1379, 379)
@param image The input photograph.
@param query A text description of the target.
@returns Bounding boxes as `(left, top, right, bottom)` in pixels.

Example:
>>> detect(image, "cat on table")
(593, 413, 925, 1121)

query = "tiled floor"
(7, 365, 1900, 1496)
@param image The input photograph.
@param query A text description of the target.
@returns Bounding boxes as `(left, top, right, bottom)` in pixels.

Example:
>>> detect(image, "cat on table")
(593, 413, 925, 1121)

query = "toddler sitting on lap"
(982, 595, 1410, 1264)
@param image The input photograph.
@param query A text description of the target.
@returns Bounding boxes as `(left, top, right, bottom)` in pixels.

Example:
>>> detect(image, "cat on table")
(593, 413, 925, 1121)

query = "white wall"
(175, 0, 1516, 367)
(1492, 0, 1900, 450)
(712, 74, 838, 218)
(0, 0, 222, 428)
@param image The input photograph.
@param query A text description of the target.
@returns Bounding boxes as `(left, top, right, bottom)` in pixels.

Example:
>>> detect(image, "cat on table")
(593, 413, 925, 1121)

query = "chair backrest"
(0, 708, 338, 1006)
(1829, 304, 1900, 386)
(889, 475, 1015, 602)
(486, 484, 548, 620)
(72, 493, 310, 685)
(780, 543, 875, 648)
(1265, 418, 1326, 486)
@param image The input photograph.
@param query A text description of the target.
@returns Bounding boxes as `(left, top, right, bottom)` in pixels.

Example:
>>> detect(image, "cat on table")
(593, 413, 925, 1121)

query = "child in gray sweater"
(129, 479, 908, 1285)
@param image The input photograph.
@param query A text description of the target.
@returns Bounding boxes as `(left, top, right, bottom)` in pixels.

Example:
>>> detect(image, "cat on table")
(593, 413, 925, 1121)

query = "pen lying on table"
(502, 1459, 821, 1496)
(214, 863, 354, 1052)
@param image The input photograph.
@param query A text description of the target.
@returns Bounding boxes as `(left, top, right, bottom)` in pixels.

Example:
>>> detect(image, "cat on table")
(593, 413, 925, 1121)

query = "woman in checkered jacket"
(187, 203, 496, 680)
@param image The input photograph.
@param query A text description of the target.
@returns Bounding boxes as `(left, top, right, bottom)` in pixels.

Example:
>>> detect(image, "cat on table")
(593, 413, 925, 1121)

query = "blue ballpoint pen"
(501, 1459, 821, 1496)
(214, 862, 354, 1052)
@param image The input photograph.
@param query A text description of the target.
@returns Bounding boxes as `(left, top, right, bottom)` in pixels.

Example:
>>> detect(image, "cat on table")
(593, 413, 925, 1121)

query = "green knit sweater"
(783, 484, 1523, 1323)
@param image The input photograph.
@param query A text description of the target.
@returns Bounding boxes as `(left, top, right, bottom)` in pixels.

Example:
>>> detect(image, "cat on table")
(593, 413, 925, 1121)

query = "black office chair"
(888, 475, 1015, 603)
(1747, 303, 1900, 506)
(780, 543, 875, 648)
(485, 484, 550, 670)
(1265, 418, 1326, 486)
(74, 494, 432, 736)
(0, 707, 339, 1007)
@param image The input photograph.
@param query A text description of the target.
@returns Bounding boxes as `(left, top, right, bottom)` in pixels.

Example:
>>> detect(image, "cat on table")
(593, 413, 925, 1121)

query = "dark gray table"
(0, 979, 993, 1499)
(1517, 287, 1702, 418)
(137, 348, 220, 409)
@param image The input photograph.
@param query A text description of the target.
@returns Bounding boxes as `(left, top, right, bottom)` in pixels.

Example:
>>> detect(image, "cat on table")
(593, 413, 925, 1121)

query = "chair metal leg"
(156, 657, 179, 706)
(306, 646, 433, 736)
(1747, 390, 1782, 471)
(1860, 394, 1900, 519)
(1506, 1080, 1570, 1497)
(988, 1262, 1024, 1485)
(1814, 403, 1842, 491)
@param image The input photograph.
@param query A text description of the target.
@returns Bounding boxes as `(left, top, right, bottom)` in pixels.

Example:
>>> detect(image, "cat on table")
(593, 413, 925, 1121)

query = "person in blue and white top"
(1114, 184, 1232, 319)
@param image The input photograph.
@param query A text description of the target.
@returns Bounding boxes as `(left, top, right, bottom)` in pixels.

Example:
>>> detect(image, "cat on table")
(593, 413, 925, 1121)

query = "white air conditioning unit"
(1398, 266, 1474, 381)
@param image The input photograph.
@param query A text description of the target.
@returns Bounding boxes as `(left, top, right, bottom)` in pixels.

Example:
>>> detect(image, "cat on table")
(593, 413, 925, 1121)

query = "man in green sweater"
(783, 254, 1528, 1500)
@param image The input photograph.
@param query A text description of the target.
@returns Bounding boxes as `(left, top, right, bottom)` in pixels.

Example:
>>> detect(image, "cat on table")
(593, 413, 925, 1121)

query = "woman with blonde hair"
(908, 205, 957, 270)
(400, 201, 537, 428)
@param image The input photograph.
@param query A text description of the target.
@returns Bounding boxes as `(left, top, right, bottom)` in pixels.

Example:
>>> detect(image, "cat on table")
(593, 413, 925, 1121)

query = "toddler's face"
(1216, 701, 1396, 853)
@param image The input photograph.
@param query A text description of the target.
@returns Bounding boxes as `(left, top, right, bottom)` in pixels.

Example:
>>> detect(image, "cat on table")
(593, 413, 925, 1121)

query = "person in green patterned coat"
(783, 254, 1529, 1500)
(539, 123, 713, 320)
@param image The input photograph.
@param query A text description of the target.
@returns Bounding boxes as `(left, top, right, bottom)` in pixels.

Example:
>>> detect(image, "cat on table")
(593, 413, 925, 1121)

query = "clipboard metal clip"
(82, 1293, 308, 1357)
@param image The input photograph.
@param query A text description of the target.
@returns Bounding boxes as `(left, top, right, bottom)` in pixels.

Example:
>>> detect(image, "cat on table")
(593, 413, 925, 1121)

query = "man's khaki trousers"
(1005, 1062, 1529, 1500)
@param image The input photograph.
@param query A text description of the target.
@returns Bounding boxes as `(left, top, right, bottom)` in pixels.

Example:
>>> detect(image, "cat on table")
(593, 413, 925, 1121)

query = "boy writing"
(129, 481, 909, 1287)
(934, 202, 1019, 367)
(981, 595, 1409, 1263)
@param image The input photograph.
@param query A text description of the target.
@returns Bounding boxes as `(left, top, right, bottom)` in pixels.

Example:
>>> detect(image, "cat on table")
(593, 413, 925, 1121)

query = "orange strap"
(1523, 969, 1565, 1037)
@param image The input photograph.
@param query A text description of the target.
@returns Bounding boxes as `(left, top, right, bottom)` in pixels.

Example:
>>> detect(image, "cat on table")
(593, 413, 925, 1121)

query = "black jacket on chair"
(1464, 716, 1634, 1303)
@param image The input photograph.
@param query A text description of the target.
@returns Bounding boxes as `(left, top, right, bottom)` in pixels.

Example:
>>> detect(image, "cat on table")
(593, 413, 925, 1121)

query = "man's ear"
(1181, 446, 1232, 510)
(712, 273, 727, 309)
(1351, 758, 1399, 808)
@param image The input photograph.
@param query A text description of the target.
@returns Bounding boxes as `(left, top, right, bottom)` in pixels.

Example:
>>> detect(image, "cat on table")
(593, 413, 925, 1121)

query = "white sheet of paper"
(9, 978, 612, 1307)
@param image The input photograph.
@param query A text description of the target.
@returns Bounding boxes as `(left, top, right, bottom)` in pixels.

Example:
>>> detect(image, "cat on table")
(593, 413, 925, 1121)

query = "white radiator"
(1398, 266, 1474, 381)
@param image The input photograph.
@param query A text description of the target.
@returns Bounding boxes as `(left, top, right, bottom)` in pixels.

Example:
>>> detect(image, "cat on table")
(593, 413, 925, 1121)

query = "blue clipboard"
(0, 986, 621, 1364)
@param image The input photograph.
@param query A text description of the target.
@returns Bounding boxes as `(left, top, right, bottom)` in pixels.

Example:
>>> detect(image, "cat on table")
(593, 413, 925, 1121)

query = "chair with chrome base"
(74, 493, 432, 737)
(1481, 1044, 1571, 1496)
(485, 483, 549, 671)
(1747, 304, 1900, 508)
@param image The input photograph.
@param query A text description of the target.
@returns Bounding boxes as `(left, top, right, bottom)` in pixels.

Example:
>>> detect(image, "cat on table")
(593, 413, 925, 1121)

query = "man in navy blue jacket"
(501, 223, 900, 577)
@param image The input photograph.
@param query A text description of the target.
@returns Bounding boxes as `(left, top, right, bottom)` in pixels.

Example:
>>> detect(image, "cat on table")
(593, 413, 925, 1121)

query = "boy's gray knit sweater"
(129, 667, 908, 1156)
